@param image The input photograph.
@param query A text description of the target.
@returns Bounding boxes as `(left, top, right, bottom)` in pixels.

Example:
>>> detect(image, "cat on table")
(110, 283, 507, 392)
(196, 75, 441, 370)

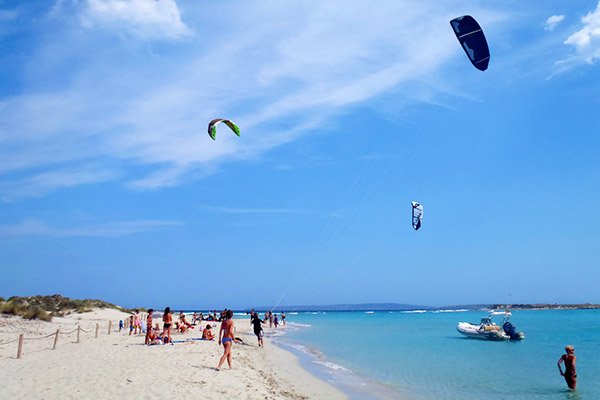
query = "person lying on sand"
(175, 322, 188, 333)
(146, 327, 162, 345)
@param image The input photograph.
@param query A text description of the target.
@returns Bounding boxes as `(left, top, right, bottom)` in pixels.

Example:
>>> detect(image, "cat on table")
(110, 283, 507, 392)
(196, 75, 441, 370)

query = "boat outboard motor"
(502, 321, 522, 341)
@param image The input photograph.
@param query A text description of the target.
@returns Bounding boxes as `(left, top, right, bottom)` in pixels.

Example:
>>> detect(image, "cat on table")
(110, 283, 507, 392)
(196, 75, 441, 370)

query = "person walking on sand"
(251, 312, 264, 348)
(161, 307, 173, 344)
(217, 310, 237, 370)
(558, 345, 577, 390)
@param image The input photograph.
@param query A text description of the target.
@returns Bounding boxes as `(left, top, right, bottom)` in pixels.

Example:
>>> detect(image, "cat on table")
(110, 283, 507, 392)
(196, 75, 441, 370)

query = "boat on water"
(457, 311, 524, 341)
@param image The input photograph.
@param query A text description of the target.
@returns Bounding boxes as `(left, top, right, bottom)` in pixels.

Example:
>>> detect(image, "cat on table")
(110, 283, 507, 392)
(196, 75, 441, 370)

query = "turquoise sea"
(266, 310, 600, 400)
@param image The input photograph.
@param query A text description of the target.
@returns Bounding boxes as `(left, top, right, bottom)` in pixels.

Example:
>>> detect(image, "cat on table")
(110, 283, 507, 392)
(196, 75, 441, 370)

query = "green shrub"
(23, 305, 52, 321)
(0, 296, 5, 302)
(1, 301, 24, 315)
(2, 294, 125, 317)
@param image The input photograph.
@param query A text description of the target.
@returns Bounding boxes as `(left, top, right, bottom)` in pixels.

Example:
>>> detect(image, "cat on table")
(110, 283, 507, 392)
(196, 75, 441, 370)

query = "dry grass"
(1, 302, 52, 321)
(1, 294, 132, 321)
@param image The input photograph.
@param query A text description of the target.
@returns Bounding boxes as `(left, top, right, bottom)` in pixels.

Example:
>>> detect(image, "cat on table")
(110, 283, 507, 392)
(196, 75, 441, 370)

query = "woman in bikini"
(145, 309, 154, 345)
(161, 307, 172, 344)
(558, 345, 577, 390)
(217, 309, 237, 370)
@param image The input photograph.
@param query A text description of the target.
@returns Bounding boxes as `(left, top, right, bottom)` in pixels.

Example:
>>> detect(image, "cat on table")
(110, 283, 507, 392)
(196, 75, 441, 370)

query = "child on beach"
(217, 310, 237, 370)
(129, 316, 134, 335)
(274, 314, 278, 328)
(119, 320, 123, 331)
(558, 345, 577, 390)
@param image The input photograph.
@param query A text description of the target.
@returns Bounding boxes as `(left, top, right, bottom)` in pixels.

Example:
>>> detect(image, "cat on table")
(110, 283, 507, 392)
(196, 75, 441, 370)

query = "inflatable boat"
(457, 311, 524, 341)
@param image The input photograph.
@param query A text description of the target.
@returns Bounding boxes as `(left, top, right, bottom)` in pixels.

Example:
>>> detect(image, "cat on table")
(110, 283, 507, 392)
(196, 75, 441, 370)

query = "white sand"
(0, 309, 346, 399)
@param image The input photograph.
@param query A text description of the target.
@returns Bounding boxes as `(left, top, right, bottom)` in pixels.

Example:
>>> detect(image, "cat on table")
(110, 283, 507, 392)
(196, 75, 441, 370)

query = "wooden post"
(108, 321, 112, 335)
(53, 329, 60, 350)
(17, 334, 24, 359)
(95, 323, 99, 338)
(77, 325, 81, 343)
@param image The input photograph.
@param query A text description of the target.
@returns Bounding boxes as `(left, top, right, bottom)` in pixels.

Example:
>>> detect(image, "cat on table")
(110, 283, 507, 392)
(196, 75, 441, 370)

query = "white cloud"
(0, 166, 121, 201)
(0, 218, 181, 237)
(0, 1, 505, 199)
(0, 9, 19, 21)
(82, 0, 192, 39)
(545, 15, 564, 30)
(561, 2, 600, 65)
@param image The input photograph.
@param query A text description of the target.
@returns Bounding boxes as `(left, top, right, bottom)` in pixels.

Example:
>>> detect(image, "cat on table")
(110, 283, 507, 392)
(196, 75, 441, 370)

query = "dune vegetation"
(0, 294, 130, 321)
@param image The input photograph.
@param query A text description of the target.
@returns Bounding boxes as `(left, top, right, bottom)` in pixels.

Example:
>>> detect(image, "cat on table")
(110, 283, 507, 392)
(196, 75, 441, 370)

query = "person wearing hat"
(557, 345, 577, 390)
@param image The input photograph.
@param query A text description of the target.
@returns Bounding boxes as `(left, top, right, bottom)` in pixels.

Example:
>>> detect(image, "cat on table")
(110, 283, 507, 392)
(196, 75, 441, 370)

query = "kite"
(411, 202, 423, 231)
(450, 15, 490, 71)
(208, 119, 240, 140)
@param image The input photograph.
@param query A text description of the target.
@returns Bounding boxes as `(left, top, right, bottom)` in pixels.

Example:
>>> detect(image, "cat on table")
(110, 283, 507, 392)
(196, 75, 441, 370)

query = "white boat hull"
(456, 322, 524, 341)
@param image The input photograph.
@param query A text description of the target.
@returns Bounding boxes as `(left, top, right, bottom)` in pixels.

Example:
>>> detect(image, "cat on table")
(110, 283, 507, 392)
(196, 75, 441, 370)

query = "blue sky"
(1, 0, 599, 309)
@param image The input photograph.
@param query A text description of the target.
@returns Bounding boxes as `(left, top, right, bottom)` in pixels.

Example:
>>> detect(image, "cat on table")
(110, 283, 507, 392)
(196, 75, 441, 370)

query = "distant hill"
(250, 303, 432, 312)
(246, 303, 600, 312)
(491, 303, 600, 310)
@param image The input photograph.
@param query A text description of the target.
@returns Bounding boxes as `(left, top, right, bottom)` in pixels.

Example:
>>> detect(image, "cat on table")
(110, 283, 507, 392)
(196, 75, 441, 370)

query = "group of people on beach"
(121, 307, 287, 371)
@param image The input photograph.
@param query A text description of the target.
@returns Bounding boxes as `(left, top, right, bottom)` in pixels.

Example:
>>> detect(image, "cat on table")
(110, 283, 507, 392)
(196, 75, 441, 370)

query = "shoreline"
(0, 309, 347, 399)
(273, 335, 405, 400)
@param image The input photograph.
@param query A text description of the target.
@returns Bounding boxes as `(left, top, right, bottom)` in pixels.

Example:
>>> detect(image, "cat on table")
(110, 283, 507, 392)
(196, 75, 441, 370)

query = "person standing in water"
(558, 345, 577, 390)
(217, 310, 237, 370)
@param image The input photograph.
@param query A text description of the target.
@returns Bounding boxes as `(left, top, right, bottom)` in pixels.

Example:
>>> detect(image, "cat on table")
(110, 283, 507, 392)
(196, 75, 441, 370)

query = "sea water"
(268, 310, 600, 400)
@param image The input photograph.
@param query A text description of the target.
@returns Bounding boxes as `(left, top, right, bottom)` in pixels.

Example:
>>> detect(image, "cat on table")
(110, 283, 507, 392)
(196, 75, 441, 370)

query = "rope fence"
(0, 321, 122, 359)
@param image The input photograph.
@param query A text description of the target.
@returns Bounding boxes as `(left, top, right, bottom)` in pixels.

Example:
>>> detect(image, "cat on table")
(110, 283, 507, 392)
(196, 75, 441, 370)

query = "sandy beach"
(0, 309, 346, 399)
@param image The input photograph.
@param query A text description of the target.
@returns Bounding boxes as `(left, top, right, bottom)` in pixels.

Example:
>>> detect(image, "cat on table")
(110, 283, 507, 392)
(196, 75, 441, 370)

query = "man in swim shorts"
(558, 345, 577, 390)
